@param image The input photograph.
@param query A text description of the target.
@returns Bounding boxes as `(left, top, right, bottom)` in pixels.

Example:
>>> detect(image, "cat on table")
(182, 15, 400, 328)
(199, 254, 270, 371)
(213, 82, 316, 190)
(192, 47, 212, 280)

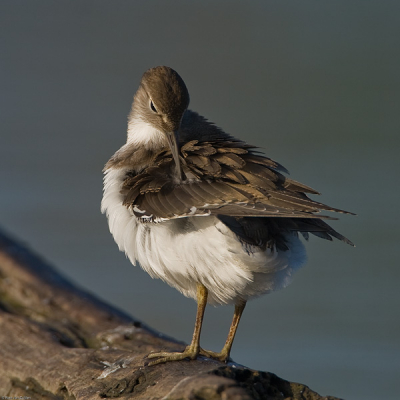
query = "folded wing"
(120, 139, 354, 246)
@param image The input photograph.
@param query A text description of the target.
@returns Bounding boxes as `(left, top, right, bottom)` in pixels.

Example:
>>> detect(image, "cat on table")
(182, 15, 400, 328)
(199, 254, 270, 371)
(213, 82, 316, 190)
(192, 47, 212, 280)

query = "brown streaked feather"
(191, 181, 234, 204)
(217, 215, 353, 251)
(221, 167, 248, 184)
(192, 145, 217, 157)
(239, 170, 277, 191)
(293, 218, 354, 246)
(241, 160, 281, 180)
(182, 182, 217, 205)
(112, 136, 353, 244)
(181, 140, 200, 155)
(213, 153, 246, 168)
(123, 176, 152, 196)
(282, 178, 320, 195)
(217, 146, 248, 154)
(166, 187, 196, 214)
(147, 190, 174, 217)
(104, 146, 156, 171)
(242, 153, 289, 174)
(122, 184, 142, 207)
(154, 187, 185, 216)
(186, 154, 209, 168)
(182, 162, 203, 178)
(140, 192, 168, 217)
(223, 182, 265, 201)
(269, 191, 350, 214)
(209, 203, 338, 219)
(203, 158, 222, 175)
(139, 177, 168, 194)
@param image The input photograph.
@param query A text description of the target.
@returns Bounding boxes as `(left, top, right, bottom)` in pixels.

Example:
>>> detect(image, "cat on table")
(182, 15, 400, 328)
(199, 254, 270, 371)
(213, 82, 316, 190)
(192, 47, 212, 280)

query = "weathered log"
(0, 229, 342, 400)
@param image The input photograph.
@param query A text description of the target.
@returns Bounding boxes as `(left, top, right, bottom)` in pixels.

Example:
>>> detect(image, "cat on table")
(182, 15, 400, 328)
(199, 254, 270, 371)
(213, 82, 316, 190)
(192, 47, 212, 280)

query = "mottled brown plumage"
(113, 129, 354, 248)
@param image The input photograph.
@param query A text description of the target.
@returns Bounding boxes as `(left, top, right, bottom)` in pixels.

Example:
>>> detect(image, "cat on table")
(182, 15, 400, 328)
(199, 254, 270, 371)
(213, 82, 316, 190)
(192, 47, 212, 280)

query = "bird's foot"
(147, 344, 199, 366)
(199, 347, 232, 363)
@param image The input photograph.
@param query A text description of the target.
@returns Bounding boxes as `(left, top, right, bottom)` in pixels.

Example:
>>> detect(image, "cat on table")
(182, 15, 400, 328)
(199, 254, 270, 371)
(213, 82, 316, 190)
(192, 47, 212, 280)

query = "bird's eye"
(150, 100, 157, 113)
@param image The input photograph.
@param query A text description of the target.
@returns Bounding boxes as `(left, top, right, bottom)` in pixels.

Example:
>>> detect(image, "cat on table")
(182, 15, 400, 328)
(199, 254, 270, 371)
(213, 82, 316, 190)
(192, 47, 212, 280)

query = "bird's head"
(128, 66, 190, 179)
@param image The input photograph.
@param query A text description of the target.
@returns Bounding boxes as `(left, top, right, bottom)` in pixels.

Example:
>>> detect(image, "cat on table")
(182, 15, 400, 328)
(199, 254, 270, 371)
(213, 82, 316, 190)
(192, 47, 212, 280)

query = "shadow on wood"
(0, 229, 342, 400)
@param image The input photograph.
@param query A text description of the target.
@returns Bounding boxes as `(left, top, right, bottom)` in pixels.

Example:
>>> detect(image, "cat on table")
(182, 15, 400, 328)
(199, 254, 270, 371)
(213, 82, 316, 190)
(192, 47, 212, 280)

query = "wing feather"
(117, 137, 353, 245)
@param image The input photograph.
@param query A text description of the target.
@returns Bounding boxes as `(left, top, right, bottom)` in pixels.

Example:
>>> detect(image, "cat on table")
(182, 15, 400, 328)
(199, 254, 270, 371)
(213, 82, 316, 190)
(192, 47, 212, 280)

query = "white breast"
(102, 167, 307, 305)
(127, 118, 167, 150)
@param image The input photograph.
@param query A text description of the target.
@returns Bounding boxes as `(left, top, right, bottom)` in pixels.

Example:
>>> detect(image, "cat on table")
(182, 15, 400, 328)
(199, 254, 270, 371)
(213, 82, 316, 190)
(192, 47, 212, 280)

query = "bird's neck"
(127, 116, 168, 151)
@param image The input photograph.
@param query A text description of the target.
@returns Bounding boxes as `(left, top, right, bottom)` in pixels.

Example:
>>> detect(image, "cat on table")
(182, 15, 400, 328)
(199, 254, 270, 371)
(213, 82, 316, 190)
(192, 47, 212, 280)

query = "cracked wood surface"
(0, 229, 342, 400)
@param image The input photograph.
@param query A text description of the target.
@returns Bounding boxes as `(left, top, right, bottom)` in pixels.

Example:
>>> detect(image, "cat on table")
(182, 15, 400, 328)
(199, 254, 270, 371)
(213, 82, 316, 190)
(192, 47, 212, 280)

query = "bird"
(101, 66, 354, 366)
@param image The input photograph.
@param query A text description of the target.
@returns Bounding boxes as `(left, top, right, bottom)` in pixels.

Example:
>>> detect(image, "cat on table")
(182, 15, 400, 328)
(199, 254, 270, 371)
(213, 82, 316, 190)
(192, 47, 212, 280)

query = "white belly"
(102, 168, 307, 305)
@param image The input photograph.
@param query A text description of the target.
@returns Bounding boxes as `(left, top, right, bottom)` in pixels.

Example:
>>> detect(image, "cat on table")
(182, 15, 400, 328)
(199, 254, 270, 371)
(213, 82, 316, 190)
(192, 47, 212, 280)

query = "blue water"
(1, 2, 399, 399)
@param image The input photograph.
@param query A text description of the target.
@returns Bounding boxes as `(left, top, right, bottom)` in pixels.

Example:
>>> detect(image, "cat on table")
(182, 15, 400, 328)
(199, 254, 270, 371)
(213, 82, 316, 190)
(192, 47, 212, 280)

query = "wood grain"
(0, 229, 341, 400)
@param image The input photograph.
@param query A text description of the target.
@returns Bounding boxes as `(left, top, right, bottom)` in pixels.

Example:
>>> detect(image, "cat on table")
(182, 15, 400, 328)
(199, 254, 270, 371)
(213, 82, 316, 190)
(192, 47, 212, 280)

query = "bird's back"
(116, 109, 353, 247)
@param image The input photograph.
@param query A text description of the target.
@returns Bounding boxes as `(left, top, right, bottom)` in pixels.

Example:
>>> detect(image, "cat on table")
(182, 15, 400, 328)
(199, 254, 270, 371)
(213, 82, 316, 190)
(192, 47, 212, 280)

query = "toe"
(199, 348, 230, 362)
(146, 347, 199, 365)
(147, 351, 175, 359)
(148, 356, 179, 366)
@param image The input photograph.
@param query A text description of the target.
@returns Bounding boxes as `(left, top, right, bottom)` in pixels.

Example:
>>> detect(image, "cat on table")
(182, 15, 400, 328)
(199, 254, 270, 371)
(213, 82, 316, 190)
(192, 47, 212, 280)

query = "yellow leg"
(200, 300, 246, 362)
(147, 283, 208, 366)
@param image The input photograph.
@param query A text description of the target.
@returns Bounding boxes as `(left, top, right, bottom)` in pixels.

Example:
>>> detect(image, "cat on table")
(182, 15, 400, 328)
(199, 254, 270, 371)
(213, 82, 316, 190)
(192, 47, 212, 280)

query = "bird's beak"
(165, 130, 182, 181)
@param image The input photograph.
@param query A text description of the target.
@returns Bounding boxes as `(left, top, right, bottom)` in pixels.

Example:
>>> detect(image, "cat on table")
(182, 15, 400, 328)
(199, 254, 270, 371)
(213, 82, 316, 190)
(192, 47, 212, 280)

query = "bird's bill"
(166, 130, 182, 180)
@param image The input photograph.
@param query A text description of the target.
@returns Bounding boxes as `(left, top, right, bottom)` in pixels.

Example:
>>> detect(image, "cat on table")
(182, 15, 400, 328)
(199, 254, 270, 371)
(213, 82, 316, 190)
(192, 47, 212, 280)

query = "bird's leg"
(200, 300, 246, 363)
(147, 283, 208, 366)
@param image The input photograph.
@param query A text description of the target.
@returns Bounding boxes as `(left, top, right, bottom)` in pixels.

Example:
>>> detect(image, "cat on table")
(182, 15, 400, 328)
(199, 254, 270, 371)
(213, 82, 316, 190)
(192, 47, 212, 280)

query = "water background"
(1, 2, 399, 399)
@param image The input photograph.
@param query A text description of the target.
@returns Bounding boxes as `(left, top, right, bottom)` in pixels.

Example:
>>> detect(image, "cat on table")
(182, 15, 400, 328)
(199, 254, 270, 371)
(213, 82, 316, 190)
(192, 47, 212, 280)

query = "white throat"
(127, 117, 167, 150)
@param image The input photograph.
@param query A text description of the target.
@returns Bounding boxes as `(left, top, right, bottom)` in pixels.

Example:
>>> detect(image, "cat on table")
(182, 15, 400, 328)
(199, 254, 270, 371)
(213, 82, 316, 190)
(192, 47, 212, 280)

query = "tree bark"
(0, 229, 342, 400)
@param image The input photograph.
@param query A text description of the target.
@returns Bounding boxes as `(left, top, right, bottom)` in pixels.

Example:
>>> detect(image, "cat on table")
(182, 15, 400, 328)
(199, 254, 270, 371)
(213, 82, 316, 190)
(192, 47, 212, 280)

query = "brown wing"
(121, 139, 354, 225)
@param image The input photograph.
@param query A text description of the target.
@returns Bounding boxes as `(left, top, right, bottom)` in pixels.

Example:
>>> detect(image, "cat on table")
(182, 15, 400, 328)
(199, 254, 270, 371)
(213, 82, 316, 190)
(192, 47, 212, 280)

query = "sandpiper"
(101, 66, 353, 365)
